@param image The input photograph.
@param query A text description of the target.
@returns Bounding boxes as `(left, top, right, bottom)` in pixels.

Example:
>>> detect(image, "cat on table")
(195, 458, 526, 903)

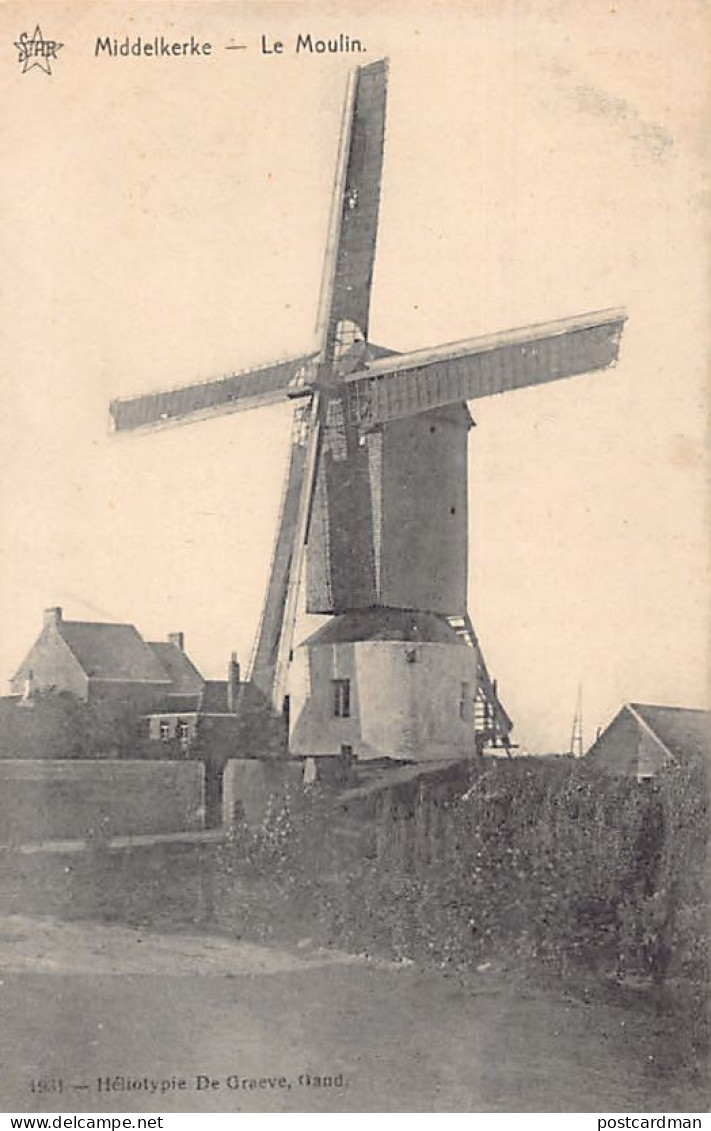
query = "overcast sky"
(1, 0, 708, 751)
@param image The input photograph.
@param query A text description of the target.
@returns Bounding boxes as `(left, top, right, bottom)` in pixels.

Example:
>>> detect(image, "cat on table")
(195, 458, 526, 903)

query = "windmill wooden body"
(111, 60, 626, 762)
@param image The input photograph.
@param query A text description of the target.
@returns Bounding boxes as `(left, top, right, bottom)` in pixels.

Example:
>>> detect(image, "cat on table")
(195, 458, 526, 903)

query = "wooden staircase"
(446, 613, 513, 752)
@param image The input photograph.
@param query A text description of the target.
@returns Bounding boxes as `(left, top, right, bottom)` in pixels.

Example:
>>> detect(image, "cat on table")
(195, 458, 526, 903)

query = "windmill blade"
(110, 353, 316, 434)
(249, 428, 309, 701)
(344, 308, 627, 428)
(270, 393, 324, 714)
(317, 59, 388, 363)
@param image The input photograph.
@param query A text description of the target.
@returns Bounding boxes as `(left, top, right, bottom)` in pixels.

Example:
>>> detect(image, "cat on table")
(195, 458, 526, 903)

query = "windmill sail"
(109, 353, 315, 434)
(249, 433, 308, 699)
(269, 397, 324, 713)
(327, 58, 388, 345)
(306, 59, 389, 615)
(317, 59, 388, 359)
(344, 308, 626, 428)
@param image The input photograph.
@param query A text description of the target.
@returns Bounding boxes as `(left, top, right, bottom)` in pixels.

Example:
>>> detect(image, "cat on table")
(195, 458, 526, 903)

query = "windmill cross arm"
(343, 308, 627, 428)
(109, 353, 317, 434)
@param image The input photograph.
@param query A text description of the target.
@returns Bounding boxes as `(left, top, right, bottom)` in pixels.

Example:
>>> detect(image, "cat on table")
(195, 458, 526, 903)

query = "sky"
(0, 0, 709, 752)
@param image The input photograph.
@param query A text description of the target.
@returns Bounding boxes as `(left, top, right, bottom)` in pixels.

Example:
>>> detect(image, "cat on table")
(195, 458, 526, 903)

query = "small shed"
(585, 703, 711, 781)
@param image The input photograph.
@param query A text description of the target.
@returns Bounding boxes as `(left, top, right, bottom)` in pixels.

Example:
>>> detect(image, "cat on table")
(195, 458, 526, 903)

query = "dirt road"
(0, 915, 704, 1113)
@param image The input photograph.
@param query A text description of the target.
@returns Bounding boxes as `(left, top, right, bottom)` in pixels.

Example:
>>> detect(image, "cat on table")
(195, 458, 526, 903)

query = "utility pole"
(570, 684, 583, 758)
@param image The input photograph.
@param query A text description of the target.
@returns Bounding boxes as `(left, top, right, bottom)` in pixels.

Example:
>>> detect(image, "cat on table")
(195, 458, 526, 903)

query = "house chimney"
(227, 652, 240, 713)
(21, 669, 37, 705)
(43, 607, 62, 627)
(168, 632, 185, 651)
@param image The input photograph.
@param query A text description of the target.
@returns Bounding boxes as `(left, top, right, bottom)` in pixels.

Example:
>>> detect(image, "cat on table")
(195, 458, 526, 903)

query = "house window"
(177, 721, 190, 744)
(332, 678, 351, 718)
(459, 682, 470, 721)
(159, 721, 171, 742)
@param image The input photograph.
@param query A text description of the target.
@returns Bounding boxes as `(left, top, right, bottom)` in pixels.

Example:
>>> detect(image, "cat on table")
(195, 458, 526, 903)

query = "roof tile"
(58, 622, 171, 683)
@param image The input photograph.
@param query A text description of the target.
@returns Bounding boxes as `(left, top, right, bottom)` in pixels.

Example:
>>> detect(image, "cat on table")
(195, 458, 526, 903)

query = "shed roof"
(629, 703, 711, 766)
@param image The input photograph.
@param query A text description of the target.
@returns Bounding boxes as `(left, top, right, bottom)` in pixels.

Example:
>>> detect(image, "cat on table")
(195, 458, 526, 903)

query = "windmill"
(110, 59, 626, 763)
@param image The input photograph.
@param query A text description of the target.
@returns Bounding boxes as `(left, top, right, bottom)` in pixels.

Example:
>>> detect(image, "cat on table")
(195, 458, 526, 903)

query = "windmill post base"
(287, 607, 485, 763)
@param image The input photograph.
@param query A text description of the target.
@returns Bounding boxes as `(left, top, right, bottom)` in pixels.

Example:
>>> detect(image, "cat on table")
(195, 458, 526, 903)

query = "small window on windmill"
(332, 678, 351, 718)
(459, 683, 470, 721)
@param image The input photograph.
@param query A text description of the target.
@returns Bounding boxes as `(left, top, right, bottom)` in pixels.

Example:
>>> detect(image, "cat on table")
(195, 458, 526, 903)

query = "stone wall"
(222, 758, 304, 828)
(0, 759, 204, 844)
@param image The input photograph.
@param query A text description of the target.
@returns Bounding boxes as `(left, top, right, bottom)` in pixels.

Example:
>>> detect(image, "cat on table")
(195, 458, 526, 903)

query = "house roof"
(628, 703, 711, 766)
(304, 607, 463, 647)
(56, 621, 171, 683)
(141, 694, 202, 716)
(199, 680, 230, 713)
(148, 642, 204, 694)
(139, 682, 247, 719)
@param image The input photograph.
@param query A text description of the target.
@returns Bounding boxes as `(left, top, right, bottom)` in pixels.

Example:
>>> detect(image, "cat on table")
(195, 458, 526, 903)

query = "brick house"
(10, 610, 246, 749)
(7, 607, 284, 825)
(11, 607, 193, 715)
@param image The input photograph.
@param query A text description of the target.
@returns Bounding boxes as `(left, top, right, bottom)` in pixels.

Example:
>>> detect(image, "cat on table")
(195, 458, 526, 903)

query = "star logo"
(14, 25, 63, 74)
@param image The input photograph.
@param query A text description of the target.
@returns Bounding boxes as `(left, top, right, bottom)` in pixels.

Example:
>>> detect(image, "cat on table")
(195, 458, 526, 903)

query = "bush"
(215, 758, 707, 990)
(0, 691, 136, 759)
